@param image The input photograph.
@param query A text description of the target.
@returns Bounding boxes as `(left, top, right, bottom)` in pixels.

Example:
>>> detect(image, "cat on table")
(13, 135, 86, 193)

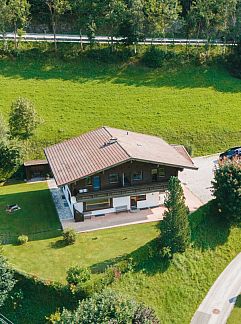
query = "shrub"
(62, 229, 76, 245)
(0, 255, 16, 307)
(66, 266, 91, 286)
(60, 289, 160, 323)
(133, 305, 160, 324)
(212, 159, 241, 223)
(17, 235, 28, 245)
(0, 114, 8, 140)
(46, 309, 61, 324)
(142, 46, 174, 68)
(160, 177, 190, 256)
(116, 257, 134, 274)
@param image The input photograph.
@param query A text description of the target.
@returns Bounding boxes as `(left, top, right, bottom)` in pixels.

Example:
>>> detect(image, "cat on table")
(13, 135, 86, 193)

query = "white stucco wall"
(159, 193, 166, 205)
(65, 190, 165, 218)
(113, 196, 130, 209)
(62, 185, 75, 215)
(74, 201, 83, 213)
(137, 192, 160, 209)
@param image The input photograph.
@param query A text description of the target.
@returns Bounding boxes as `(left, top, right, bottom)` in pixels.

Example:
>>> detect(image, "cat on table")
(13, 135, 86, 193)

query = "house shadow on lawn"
(0, 187, 62, 244)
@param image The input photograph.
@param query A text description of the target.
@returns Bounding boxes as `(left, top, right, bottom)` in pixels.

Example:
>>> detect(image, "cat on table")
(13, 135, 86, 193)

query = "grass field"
(228, 295, 241, 323)
(0, 56, 240, 157)
(0, 182, 61, 242)
(2, 200, 241, 323)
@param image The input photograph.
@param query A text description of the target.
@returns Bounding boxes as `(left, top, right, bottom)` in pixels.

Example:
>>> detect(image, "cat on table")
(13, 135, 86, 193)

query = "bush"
(60, 289, 160, 323)
(133, 305, 160, 324)
(212, 159, 241, 223)
(66, 266, 91, 286)
(0, 255, 16, 307)
(142, 46, 173, 68)
(63, 229, 76, 245)
(17, 235, 28, 245)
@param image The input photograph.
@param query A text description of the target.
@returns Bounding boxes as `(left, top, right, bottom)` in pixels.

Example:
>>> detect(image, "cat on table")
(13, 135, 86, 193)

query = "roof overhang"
(46, 156, 197, 187)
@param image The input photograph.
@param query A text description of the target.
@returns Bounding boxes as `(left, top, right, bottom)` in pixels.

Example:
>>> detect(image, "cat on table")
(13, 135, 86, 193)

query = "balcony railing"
(76, 182, 168, 202)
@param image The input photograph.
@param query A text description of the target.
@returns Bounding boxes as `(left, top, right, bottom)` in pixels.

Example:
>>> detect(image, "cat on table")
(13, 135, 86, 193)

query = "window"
(151, 169, 158, 182)
(85, 176, 92, 186)
(132, 171, 143, 181)
(85, 198, 112, 211)
(136, 195, 146, 201)
(158, 167, 165, 177)
(109, 173, 119, 184)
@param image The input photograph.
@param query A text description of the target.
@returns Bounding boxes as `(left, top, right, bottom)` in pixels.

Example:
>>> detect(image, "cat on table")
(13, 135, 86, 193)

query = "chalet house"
(45, 127, 197, 221)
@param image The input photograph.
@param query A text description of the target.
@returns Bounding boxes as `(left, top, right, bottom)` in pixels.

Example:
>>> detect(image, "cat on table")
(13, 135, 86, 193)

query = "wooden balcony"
(76, 182, 168, 202)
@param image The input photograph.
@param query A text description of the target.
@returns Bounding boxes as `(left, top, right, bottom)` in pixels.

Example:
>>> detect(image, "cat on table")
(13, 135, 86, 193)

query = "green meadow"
(0, 55, 240, 157)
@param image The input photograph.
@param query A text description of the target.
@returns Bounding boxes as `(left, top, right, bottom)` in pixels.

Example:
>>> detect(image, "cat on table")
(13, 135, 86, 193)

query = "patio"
(60, 185, 202, 233)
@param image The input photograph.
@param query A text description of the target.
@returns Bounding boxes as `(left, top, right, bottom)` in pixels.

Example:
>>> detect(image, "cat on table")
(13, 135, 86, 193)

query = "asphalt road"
(179, 154, 219, 204)
(191, 252, 241, 324)
(0, 33, 232, 46)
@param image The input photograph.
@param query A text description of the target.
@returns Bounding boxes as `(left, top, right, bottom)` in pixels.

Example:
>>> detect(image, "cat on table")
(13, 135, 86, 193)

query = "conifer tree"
(160, 176, 190, 256)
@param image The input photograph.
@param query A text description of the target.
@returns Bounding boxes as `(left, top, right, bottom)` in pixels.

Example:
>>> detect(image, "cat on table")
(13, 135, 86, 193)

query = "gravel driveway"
(179, 154, 219, 204)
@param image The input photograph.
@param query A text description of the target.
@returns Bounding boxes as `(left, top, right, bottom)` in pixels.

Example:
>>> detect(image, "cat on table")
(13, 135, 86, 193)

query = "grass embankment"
(0, 182, 61, 242)
(0, 53, 240, 157)
(2, 196, 241, 323)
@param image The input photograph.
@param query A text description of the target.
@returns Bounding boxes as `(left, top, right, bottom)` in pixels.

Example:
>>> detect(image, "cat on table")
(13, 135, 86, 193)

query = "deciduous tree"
(0, 140, 23, 181)
(9, 98, 42, 138)
(212, 159, 241, 223)
(46, 0, 71, 50)
(8, 0, 30, 49)
(60, 289, 160, 323)
(0, 1, 12, 50)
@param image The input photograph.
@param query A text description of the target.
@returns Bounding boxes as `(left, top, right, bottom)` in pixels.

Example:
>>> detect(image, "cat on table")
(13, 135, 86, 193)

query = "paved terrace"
(60, 185, 202, 233)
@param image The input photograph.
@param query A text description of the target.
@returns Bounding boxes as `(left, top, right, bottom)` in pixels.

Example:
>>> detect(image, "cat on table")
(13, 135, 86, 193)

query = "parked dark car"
(219, 147, 241, 160)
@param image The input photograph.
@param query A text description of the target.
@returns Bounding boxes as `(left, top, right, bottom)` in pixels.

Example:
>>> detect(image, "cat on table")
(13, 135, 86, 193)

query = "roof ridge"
(103, 126, 131, 159)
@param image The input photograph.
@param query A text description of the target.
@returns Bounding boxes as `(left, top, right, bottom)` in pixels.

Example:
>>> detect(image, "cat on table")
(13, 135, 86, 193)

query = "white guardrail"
(0, 33, 236, 46)
(0, 313, 14, 324)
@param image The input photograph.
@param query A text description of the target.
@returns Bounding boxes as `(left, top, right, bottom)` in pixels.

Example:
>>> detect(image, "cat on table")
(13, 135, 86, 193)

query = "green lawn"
(0, 182, 61, 242)
(3, 204, 241, 323)
(0, 56, 240, 157)
(228, 295, 241, 323)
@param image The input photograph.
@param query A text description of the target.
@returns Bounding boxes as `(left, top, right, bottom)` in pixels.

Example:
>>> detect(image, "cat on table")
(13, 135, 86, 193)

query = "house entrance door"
(130, 196, 137, 209)
(93, 176, 101, 191)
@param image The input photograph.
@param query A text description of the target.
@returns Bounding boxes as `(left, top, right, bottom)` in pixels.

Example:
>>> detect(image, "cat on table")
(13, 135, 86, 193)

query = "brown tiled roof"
(45, 127, 197, 186)
(24, 159, 48, 167)
(171, 145, 194, 165)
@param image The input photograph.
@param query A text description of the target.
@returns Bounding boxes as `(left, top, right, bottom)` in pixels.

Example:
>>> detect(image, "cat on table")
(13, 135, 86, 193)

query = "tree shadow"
(49, 239, 67, 249)
(90, 237, 170, 276)
(90, 204, 231, 277)
(189, 203, 231, 250)
(0, 54, 240, 94)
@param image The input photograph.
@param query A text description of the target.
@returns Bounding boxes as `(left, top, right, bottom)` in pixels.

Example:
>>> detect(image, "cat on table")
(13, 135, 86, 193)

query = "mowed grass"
(228, 295, 241, 323)
(4, 221, 158, 282)
(0, 57, 240, 156)
(3, 204, 241, 323)
(0, 182, 61, 242)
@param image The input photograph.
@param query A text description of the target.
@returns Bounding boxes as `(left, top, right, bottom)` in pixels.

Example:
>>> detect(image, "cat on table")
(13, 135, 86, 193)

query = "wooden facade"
(69, 160, 180, 197)
(24, 160, 51, 180)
